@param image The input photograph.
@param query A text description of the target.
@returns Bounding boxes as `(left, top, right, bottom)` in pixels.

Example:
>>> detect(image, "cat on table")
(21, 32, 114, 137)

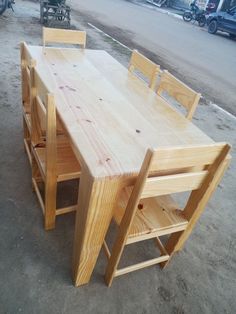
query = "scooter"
(0, 0, 14, 15)
(183, 0, 206, 27)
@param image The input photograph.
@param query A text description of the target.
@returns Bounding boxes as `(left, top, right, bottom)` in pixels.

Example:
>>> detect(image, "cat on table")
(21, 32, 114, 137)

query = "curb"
(137, 1, 183, 19)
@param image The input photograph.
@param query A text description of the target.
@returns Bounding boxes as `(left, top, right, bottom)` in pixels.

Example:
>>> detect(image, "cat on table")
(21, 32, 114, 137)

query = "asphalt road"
(71, 0, 236, 115)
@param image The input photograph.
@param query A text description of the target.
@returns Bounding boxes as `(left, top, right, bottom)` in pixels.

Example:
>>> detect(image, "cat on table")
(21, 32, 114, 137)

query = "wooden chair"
(20, 42, 65, 165)
(104, 143, 230, 286)
(42, 27, 86, 49)
(157, 70, 201, 120)
(31, 67, 81, 230)
(128, 50, 160, 90)
(20, 42, 37, 164)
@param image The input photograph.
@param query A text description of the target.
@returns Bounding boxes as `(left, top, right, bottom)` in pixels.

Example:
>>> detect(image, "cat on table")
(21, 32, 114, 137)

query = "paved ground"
(70, 0, 236, 115)
(0, 1, 236, 313)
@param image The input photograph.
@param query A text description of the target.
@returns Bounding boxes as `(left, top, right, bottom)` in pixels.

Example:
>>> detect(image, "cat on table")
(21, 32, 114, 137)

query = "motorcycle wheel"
(0, 0, 7, 15)
(198, 16, 206, 27)
(183, 12, 192, 22)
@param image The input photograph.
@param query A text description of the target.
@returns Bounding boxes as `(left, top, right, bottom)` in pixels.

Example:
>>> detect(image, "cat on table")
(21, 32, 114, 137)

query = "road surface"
(71, 0, 236, 115)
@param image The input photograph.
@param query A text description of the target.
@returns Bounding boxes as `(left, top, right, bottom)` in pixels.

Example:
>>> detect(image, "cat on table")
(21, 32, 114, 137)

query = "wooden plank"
(34, 70, 50, 106)
(114, 189, 188, 240)
(149, 143, 227, 172)
(32, 178, 45, 214)
(43, 27, 86, 48)
(23, 138, 32, 165)
(72, 170, 122, 286)
(20, 42, 36, 113)
(157, 70, 201, 120)
(129, 50, 160, 90)
(26, 49, 215, 176)
(126, 224, 187, 244)
(44, 94, 57, 230)
(155, 236, 169, 256)
(103, 242, 111, 259)
(115, 255, 169, 277)
(56, 205, 77, 216)
(141, 171, 206, 198)
(25, 45, 215, 180)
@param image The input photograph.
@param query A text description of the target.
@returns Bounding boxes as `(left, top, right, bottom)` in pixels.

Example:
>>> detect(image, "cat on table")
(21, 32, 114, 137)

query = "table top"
(26, 45, 214, 179)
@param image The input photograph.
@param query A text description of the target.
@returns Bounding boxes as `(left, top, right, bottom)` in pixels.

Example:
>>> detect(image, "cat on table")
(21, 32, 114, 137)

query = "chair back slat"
(35, 95, 46, 133)
(141, 171, 207, 198)
(129, 50, 160, 90)
(20, 42, 37, 69)
(124, 143, 229, 228)
(20, 42, 36, 110)
(157, 70, 201, 120)
(31, 68, 57, 174)
(43, 27, 86, 48)
(34, 69, 50, 106)
(149, 143, 226, 172)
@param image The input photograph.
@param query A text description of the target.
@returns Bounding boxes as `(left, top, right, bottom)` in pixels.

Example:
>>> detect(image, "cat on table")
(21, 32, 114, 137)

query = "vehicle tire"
(229, 33, 236, 39)
(0, 0, 7, 15)
(183, 12, 192, 22)
(198, 16, 206, 27)
(208, 20, 218, 34)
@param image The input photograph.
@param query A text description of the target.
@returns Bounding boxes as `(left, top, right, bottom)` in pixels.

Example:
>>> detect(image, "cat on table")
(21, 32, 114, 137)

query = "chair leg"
(104, 233, 127, 287)
(44, 179, 57, 230)
(31, 151, 39, 192)
(160, 231, 184, 269)
(23, 117, 28, 150)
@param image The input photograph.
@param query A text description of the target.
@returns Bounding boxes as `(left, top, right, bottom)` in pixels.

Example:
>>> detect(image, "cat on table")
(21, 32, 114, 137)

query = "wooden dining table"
(24, 44, 229, 286)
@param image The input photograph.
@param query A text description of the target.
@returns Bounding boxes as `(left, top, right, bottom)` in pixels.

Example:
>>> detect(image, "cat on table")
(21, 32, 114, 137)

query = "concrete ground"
(0, 1, 236, 313)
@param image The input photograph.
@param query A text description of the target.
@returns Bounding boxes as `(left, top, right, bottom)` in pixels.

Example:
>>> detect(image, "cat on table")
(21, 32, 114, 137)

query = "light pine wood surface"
(43, 27, 86, 48)
(30, 68, 81, 229)
(104, 143, 230, 286)
(157, 70, 201, 120)
(24, 44, 230, 286)
(128, 49, 160, 90)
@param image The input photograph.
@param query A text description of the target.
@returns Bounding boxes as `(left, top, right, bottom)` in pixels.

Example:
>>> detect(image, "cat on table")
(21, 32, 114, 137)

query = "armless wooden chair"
(31, 67, 81, 230)
(157, 70, 201, 120)
(20, 42, 65, 165)
(42, 27, 86, 49)
(128, 50, 160, 90)
(104, 143, 230, 286)
(20, 42, 37, 164)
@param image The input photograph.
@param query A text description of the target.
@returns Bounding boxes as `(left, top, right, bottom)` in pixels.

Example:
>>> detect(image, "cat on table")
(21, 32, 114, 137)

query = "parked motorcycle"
(0, 0, 14, 15)
(183, 0, 206, 27)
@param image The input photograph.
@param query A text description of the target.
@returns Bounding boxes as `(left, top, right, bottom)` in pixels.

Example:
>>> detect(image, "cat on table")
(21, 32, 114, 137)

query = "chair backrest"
(157, 70, 201, 120)
(123, 143, 230, 229)
(42, 27, 86, 48)
(128, 50, 160, 90)
(31, 67, 57, 177)
(20, 42, 37, 111)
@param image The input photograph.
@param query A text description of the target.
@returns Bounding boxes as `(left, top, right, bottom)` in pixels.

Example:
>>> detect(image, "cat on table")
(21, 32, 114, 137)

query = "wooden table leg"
(72, 169, 121, 286)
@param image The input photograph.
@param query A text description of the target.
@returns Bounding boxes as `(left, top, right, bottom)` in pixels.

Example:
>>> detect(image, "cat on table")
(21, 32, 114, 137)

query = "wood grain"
(43, 27, 86, 49)
(157, 70, 201, 120)
(128, 49, 160, 90)
(24, 44, 230, 286)
(105, 144, 230, 286)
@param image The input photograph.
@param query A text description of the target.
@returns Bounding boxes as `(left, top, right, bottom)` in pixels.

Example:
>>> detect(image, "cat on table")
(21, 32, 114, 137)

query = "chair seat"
(114, 188, 188, 240)
(33, 136, 81, 182)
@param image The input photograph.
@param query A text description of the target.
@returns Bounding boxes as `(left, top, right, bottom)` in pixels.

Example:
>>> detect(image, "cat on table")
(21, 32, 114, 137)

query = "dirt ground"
(0, 1, 236, 313)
